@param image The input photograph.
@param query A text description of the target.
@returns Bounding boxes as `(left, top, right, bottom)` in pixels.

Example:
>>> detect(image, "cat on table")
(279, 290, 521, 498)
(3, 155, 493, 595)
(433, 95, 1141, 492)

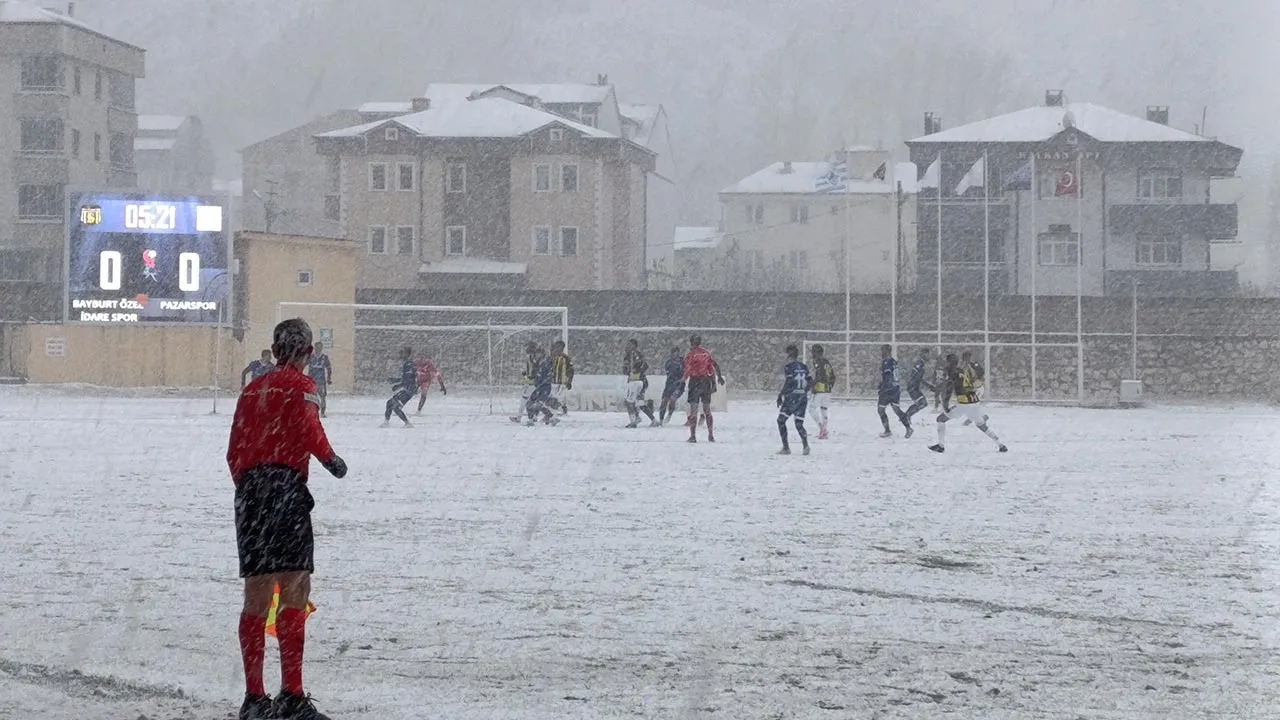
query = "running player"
(306, 342, 332, 418)
(776, 344, 811, 455)
(809, 344, 835, 439)
(960, 350, 987, 426)
(929, 352, 1007, 453)
(902, 347, 934, 428)
(510, 342, 540, 423)
(241, 349, 274, 389)
(549, 340, 574, 415)
(683, 334, 725, 443)
(381, 346, 416, 428)
(228, 318, 346, 720)
(622, 338, 658, 428)
(413, 353, 447, 414)
(877, 344, 911, 438)
(658, 346, 684, 425)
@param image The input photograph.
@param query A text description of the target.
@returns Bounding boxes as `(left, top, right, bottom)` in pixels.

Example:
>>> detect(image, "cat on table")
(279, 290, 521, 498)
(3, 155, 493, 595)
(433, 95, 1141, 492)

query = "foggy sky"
(76, 0, 1278, 284)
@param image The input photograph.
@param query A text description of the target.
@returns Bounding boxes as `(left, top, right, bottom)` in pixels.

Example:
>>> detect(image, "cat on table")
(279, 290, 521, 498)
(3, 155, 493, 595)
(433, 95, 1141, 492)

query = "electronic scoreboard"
(65, 191, 230, 324)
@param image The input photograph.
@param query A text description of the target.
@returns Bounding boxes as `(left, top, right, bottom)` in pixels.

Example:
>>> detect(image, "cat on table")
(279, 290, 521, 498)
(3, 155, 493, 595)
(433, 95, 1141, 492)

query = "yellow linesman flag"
(264, 584, 317, 638)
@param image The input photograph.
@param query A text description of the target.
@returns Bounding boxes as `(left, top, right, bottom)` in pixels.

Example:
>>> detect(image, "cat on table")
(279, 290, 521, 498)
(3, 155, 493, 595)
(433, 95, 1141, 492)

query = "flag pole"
(1030, 153, 1037, 401)
(892, 179, 900, 351)
(982, 150, 991, 399)
(1075, 151, 1085, 403)
(936, 152, 943, 354)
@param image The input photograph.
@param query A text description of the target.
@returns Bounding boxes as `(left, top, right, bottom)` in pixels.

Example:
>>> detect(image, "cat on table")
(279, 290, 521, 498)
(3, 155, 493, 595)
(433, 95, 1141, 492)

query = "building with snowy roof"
(134, 115, 214, 193)
(906, 90, 1243, 298)
(313, 95, 655, 291)
(714, 148, 917, 293)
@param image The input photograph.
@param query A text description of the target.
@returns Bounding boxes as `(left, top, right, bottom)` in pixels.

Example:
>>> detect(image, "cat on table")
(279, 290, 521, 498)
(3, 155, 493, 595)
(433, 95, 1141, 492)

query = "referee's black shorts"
(687, 377, 714, 405)
(234, 464, 315, 578)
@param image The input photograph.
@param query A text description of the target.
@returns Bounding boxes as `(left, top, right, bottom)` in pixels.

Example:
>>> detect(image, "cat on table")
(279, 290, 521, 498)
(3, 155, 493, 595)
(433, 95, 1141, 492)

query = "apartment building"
(906, 91, 1243, 297)
(313, 96, 655, 291)
(0, 0, 145, 319)
(134, 114, 214, 193)
(715, 148, 917, 293)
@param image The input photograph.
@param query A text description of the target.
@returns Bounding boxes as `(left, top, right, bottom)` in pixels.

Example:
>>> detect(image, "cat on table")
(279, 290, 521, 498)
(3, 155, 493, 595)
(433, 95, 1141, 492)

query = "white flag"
(954, 156, 985, 195)
(919, 156, 941, 189)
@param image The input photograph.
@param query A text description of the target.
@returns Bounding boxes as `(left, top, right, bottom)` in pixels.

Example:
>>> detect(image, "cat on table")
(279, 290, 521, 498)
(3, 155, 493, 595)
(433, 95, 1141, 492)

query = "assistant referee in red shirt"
(228, 318, 347, 720)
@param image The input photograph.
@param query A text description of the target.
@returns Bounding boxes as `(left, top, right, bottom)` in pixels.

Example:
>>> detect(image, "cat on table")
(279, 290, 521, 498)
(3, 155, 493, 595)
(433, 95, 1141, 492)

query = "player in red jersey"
(682, 334, 725, 443)
(414, 353, 448, 414)
(227, 318, 347, 720)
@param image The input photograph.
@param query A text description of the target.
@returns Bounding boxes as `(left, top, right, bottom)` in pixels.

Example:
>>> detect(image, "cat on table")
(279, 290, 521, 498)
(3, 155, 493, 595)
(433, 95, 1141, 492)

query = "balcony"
(11, 91, 69, 116)
(1104, 269, 1237, 297)
(13, 152, 69, 184)
(1109, 203, 1238, 239)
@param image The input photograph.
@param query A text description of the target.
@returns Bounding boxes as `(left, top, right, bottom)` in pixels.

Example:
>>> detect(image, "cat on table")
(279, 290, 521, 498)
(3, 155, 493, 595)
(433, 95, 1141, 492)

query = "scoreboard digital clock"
(65, 191, 230, 324)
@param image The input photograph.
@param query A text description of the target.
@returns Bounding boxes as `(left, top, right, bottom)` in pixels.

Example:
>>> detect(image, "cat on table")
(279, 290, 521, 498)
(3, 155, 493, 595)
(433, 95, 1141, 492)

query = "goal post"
(275, 302, 569, 414)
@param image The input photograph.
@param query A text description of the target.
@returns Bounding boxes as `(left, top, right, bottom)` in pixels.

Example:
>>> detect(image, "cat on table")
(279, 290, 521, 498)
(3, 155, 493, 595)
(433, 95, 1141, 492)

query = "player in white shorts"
(809, 344, 836, 439)
(622, 338, 658, 428)
(929, 352, 1006, 453)
(509, 341, 541, 423)
(959, 350, 986, 425)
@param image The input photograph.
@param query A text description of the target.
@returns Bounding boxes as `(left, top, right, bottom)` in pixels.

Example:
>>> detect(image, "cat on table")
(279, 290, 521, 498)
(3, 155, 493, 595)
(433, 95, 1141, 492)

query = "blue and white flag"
(814, 159, 848, 193)
(1005, 159, 1032, 191)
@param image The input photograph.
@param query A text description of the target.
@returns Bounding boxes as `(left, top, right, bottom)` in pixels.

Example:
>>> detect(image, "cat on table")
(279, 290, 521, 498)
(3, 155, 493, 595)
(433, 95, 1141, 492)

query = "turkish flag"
(1055, 167, 1079, 196)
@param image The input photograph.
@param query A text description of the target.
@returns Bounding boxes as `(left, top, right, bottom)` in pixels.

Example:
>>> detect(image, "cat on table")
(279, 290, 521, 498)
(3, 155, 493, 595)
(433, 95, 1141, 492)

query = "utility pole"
(259, 180, 282, 233)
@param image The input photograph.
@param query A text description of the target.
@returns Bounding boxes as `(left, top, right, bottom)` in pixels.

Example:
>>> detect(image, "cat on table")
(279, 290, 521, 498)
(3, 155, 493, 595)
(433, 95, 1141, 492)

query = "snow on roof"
(358, 101, 413, 115)
(136, 115, 186, 132)
(423, 83, 612, 106)
(619, 103, 660, 147)
(720, 161, 898, 196)
(419, 259, 527, 275)
(317, 97, 616, 140)
(0, 0, 141, 48)
(911, 102, 1213, 144)
(212, 178, 243, 196)
(673, 226, 721, 251)
(134, 137, 176, 152)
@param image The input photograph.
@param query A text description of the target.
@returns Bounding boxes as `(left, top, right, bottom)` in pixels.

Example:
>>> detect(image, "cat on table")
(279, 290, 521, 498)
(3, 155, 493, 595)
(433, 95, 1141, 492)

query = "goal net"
(276, 302, 568, 415)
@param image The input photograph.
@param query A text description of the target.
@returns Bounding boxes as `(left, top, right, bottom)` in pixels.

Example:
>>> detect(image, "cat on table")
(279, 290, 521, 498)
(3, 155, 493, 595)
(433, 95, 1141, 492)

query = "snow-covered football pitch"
(2, 386, 1278, 719)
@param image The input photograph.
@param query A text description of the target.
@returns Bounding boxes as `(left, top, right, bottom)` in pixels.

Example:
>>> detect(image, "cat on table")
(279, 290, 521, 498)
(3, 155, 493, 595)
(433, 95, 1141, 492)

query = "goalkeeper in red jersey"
(414, 353, 447, 414)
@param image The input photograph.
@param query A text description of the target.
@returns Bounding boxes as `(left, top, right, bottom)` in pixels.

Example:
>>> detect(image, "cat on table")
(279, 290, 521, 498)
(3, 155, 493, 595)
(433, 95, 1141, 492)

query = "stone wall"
(347, 290, 1280, 403)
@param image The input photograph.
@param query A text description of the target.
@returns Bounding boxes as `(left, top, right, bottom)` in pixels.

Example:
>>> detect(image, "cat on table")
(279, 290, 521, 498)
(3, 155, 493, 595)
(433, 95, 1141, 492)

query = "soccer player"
(549, 340, 574, 415)
(902, 347, 935, 428)
(524, 345, 559, 426)
(929, 352, 1007, 453)
(876, 344, 910, 438)
(380, 346, 416, 428)
(622, 338, 658, 428)
(960, 350, 987, 426)
(683, 334, 725, 443)
(241, 349, 274, 389)
(228, 318, 347, 720)
(306, 342, 332, 418)
(776, 344, 811, 455)
(510, 342, 540, 423)
(413, 353, 447, 414)
(809, 344, 835, 439)
(658, 346, 684, 425)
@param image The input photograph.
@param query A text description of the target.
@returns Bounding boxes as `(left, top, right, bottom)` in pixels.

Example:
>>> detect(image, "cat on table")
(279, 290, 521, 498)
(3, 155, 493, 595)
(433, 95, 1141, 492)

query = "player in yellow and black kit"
(809, 345, 836, 439)
(549, 340, 574, 415)
(509, 342, 542, 423)
(622, 339, 658, 428)
(928, 352, 1006, 453)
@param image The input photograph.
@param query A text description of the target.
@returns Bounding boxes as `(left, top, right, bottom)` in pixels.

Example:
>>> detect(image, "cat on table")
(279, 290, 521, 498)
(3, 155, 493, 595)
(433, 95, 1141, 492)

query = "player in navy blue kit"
(902, 347, 935, 430)
(241, 349, 274, 389)
(658, 346, 684, 425)
(776, 344, 812, 455)
(524, 346, 559, 426)
(381, 346, 416, 428)
(877, 344, 910, 438)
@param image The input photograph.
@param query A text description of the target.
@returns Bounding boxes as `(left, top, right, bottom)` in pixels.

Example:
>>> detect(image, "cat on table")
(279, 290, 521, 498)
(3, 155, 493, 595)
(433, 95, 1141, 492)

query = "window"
(1136, 234, 1182, 266)
(789, 250, 799, 269)
(396, 226, 416, 256)
(94, 70, 102, 100)
(369, 163, 387, 191)
(71, 129, 80, 158)
(20, 118, 64, 152)
(580, 111, 598, 128)
(109, 132, 131, 167)
(799, 250, 809, 269)
(323, 194, 340, 220)
(297, 270, 313, 286)
(549, 128, 564, 142)
(1037, 227, 1080, 266)
(368, 226, 387, 254)
(745, 204, 764, 225)
(789, 204, 809, 224)
(446, 162, 466, 193)
(560, 226, 579, 256)
(18, 184, 63, 218)
(533, 226, 551, 255)
(1137, 169, 1182, 200)
(72, 66, 81, 95)
(93, 133, 101, 161)
(561, 164, 579, 192)
(533, 164, 552, 192)
(384, 127, 399, 141)
(21, 56, 62, 90)
(446, 226, 466, 256)
(397, 162, 415, 191)
(107, 71, 133, 109)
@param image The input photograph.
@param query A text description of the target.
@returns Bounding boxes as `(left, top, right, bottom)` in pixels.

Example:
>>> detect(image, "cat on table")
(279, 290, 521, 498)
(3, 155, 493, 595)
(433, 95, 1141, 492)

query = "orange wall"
(18, 323, 242, 387)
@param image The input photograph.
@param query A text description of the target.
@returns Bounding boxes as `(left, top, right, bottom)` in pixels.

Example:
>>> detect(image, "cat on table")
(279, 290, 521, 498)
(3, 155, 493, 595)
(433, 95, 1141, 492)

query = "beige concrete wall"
(18, 323, 241, 387)
(339, 153, 435, 289)
(508, 152, 601, 289)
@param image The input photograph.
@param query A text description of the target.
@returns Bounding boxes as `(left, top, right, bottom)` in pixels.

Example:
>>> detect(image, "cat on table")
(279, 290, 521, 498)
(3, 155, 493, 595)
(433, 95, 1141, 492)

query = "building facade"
(134, 114, 214, 193)
(313, 96, 655, 291)
(714, 148, 917, 293)
(906, 93, 1243, 297)
(0, 0, 145, 319)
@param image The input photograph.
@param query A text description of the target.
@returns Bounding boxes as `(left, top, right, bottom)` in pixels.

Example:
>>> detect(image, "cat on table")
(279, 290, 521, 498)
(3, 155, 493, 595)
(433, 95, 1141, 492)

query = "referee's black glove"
(322, 454, 348, 478)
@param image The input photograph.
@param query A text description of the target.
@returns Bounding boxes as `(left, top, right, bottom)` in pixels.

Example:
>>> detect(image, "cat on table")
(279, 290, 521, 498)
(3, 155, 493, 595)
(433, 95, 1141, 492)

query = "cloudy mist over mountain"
(77, 0, 1277, 282)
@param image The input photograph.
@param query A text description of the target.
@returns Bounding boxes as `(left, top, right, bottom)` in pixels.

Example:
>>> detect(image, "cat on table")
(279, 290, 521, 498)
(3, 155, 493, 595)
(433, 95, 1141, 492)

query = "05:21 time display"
(97, 251, 202, 291)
